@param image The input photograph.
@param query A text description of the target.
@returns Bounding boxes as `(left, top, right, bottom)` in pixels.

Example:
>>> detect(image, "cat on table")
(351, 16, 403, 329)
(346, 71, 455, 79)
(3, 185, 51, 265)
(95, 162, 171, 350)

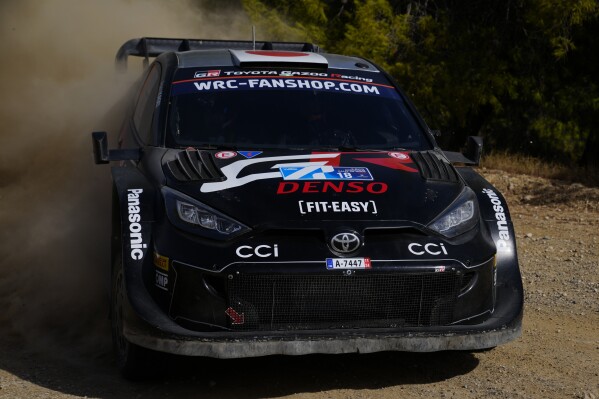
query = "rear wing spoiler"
(115, 37, 321, 70)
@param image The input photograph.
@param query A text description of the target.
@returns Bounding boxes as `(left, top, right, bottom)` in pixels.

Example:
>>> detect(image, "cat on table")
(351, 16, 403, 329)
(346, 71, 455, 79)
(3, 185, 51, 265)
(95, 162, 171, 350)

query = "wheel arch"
(457, 166, 524, 323)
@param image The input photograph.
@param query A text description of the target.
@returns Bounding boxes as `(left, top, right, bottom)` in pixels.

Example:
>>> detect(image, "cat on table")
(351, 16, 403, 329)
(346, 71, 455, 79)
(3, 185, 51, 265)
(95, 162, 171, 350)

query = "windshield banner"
(171, 73, 400, 99)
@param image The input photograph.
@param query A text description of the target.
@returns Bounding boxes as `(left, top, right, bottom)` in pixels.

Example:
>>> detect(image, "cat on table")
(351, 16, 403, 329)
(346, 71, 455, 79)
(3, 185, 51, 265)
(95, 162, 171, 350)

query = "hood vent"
(166, 149, 224, 181)
(411, 151, 460, 183)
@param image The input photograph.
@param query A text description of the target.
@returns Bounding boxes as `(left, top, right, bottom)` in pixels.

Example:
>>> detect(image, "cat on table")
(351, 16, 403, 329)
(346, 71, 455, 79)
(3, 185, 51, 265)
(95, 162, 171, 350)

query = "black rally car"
(92, 38, 523, 376)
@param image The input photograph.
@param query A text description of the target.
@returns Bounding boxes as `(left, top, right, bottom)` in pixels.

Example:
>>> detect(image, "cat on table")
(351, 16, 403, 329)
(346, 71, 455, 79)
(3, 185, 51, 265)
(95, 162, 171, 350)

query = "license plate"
(326, 257, 371, 270)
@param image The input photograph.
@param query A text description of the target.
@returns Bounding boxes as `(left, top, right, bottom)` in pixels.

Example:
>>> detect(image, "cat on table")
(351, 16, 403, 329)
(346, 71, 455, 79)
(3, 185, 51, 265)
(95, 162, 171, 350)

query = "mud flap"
(111, 166, 157, 317)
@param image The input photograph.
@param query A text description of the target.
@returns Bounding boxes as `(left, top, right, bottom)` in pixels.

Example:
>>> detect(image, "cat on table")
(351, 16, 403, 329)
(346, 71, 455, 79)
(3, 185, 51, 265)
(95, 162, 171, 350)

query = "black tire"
(111, 260, 162, 380)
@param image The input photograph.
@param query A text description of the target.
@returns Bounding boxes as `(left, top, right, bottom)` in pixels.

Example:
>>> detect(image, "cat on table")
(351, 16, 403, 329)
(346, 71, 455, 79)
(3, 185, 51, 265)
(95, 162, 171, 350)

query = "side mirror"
(442, 135, 484, 166)
(465, 136, 483, 166)
(92, 131, 110, 164)
(91, 131, 141, 165)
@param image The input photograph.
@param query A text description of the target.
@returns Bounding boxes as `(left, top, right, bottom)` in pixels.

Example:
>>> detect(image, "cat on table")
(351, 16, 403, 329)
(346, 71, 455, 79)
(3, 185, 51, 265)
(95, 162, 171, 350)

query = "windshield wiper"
(191, 144, 238, 151)
(336, 145, 372, 152)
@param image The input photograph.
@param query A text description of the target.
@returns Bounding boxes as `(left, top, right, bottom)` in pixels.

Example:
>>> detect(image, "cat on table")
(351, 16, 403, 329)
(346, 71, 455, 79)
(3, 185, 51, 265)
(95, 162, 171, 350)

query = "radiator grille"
(225, 272, 461, 331)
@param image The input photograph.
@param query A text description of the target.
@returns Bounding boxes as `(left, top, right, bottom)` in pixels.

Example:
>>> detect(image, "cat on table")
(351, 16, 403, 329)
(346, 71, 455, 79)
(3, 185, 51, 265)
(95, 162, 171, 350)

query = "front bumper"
(121, 253, 523, 357)
(122, 219, 523, 357)
(122, 297, 522, 357)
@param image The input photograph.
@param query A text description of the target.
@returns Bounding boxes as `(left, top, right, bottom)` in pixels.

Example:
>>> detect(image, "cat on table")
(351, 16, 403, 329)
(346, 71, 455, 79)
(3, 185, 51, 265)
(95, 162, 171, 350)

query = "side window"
(133, 63, 161, 145)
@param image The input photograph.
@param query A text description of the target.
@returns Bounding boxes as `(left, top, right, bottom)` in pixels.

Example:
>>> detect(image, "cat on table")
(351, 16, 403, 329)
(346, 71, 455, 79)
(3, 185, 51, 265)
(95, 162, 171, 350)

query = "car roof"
(174, 49, 381, 72)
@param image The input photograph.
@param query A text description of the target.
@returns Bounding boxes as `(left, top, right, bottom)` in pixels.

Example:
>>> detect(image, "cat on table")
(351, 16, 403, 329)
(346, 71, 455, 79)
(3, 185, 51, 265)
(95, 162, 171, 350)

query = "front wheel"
(111, 260, 162, 380)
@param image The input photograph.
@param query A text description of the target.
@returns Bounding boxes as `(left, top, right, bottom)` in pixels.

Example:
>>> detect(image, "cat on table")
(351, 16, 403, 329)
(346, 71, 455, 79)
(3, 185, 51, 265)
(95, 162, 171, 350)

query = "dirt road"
(0, 169, 597, 399)
(2, 0, 592, 396)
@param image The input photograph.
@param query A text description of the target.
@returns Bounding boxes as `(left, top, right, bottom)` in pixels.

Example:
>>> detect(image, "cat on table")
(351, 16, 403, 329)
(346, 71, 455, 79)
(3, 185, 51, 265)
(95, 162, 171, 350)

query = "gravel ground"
(3, 1, 595, 397)
(1, 169, 598, 399)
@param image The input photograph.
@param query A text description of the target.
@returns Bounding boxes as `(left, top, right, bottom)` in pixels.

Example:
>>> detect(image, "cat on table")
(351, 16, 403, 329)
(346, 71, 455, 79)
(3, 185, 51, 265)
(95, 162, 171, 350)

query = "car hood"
(163, 149, 465, 229)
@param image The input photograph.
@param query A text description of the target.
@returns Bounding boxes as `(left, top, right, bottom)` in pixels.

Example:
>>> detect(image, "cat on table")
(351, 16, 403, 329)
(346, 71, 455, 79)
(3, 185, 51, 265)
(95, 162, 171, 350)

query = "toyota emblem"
(330, 232, 362, 254)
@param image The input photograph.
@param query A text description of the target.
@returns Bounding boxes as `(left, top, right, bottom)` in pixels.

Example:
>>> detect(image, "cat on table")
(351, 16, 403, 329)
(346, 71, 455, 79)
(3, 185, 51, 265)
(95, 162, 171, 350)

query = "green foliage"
(241, 0, 599, 166)
(531, 0, 598, 58)
(338, 0, 409, 60)
(242, 0, 307, 41)
(242, 0, 330, 42)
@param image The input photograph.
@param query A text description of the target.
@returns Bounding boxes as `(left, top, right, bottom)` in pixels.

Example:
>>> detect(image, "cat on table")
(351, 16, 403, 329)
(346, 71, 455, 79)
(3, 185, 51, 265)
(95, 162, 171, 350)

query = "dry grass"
(480, 151, 599, 187)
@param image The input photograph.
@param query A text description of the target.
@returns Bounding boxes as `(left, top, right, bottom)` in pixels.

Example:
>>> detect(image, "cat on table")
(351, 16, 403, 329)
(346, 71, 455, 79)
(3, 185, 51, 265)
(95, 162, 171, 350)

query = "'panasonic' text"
(482, 188, 511, 252)
(127, 189, 146, 260)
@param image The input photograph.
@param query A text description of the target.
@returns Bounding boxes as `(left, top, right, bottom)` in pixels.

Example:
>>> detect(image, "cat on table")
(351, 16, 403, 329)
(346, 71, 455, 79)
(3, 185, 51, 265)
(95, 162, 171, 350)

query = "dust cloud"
(0, 0, 248, 358)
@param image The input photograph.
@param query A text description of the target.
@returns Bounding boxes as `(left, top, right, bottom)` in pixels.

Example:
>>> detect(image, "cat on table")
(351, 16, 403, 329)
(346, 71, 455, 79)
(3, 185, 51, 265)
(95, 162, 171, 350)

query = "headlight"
(163, 187, 250, 239)
(428, 187, 479, 238)
(177, 201, 243, 234)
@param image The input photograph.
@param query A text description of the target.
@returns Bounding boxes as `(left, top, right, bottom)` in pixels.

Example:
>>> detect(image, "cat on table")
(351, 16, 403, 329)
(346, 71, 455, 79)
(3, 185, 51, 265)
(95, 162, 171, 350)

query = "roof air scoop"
(230, 49, 328, 69)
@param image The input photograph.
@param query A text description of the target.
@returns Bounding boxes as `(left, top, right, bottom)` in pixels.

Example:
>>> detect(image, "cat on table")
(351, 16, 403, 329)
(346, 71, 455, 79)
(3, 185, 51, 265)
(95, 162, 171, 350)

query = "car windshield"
(167, 68, 431, 151)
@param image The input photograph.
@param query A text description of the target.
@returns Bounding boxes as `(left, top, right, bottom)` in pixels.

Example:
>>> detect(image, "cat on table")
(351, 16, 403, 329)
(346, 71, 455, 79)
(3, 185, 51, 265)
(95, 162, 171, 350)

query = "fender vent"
(166, 149, 224, 181)
(411, 151, 460, 183)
